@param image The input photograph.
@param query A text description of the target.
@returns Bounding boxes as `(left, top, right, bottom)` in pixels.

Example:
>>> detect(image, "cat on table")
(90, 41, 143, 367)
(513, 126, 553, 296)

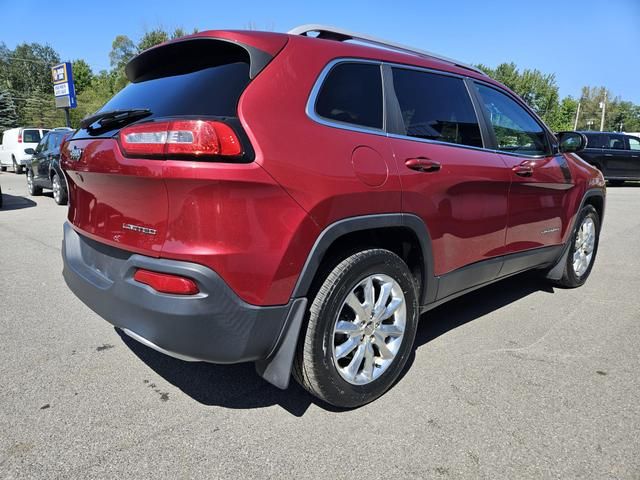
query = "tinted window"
(315, 62, 383, 129)
(391, 69, 482, 147)
(35, 134, 48, 154)
(23, 129, 42, 143)
(49, 132, 63, 153)
(475, 84, 550, 156)
(585, 133, 607, 149)
(100, 62, 250, 118)
(609, 135, 625, 150)
(629, 137, 640, 151)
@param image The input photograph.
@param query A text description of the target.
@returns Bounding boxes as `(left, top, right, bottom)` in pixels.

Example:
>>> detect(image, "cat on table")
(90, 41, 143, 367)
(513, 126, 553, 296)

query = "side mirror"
(557, 131, 586, 153)
(24, 148, 35, 155)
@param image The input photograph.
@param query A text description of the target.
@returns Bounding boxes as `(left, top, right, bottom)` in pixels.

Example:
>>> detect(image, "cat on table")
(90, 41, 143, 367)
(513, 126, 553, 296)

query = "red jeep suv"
(61, 25, 605, 408)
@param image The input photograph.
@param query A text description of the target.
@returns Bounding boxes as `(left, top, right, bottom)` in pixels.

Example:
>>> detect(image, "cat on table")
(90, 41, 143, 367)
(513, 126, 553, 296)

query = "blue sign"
(51, 62, 77, 109)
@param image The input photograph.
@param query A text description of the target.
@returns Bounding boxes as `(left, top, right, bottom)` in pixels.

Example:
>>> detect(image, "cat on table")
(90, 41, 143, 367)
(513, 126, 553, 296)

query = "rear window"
(23, 130, 41, 143)
(314, 62, 383, 130)
(100, 62, 250, 118)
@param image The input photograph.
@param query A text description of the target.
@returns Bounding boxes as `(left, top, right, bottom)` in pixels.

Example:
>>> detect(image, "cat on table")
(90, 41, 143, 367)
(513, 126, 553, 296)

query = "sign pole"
(64, 107, 71, 128)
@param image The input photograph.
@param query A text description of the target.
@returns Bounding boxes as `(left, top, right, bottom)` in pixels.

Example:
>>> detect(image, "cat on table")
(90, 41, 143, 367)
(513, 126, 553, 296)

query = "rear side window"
(391, 68, 482, 148)
(23, 129, 42, 143)
(629, 137, 640, 151)
(475, 84, 550, 156)
(314, 62, 383, 130)
(100, 62, 250, 118)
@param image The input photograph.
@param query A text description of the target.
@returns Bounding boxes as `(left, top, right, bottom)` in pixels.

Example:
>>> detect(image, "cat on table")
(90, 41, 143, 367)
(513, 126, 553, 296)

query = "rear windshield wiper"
(81, 109, 152, 131)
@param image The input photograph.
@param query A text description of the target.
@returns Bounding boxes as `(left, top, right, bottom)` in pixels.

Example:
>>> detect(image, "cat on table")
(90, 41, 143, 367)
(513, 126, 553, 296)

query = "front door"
(472, 82, 573, 273)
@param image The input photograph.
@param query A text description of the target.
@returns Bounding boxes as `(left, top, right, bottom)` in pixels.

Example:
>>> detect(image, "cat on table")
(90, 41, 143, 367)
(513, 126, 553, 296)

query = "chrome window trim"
(305, 58, 387, 138)
(306, 57, 552, 159)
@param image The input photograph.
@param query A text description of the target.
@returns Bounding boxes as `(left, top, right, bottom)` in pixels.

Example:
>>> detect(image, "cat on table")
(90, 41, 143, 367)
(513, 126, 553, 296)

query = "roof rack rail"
(288, 24, 485, 75)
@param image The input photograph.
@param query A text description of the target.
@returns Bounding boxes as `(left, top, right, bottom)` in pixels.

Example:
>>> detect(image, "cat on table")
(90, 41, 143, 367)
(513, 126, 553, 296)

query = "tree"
(22, 93, 64, 127)
(109, 35, 136, 70)
(172, 27, 187, 39)
(0, 87, 18, 131)
(71, 59, 93, 95)
(137, 29, 169, 52)
(553, 97, 579, 131)
(477, 62, 561, 128)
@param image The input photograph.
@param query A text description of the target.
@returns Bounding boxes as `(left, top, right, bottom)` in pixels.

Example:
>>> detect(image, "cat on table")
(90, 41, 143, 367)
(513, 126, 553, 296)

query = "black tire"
(1, 166, 6, 172)
(608, 180, 625, 187)
(52, 173, 68, 205)
(27, 169, 42, 196)
(293, 249, 419, 408)
(552, 205, 600, 288)
(13, 158, 23, 175)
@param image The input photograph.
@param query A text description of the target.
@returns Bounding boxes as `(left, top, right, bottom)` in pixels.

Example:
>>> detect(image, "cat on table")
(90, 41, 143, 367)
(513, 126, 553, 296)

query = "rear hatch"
(62, 33, 287, 256)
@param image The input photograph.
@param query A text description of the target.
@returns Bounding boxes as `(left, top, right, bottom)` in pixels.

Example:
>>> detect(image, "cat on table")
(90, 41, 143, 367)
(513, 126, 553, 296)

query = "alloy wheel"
(332, 274, 406, 385)
(53, 175, 61, 203)
(573, 217, 596, 277)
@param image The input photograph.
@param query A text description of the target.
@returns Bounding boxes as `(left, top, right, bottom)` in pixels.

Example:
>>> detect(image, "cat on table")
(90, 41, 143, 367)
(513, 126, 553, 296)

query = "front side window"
(50, 133, 63, 153)
(391, 68, 482, 148)
(608, 135, 625, 150)
(585, 133, 608, 149)
(35, 134, 49, 154)
(315, 62, 383, 130)
(475, 83, 550, 156)
(628, 137, 640, 151)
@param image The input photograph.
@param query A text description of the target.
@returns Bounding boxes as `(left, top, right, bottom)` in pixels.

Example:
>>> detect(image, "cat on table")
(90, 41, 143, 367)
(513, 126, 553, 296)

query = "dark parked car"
(25, 128, 73, 204)
(60, 25, 605, 408)
(578, 131, 640, 185)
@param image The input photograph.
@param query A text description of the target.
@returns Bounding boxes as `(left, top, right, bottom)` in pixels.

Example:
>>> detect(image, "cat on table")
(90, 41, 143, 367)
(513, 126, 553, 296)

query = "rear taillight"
(119, 120, 242, 159)
(17, 133, 22, 143)
(133, 269, 199, 295)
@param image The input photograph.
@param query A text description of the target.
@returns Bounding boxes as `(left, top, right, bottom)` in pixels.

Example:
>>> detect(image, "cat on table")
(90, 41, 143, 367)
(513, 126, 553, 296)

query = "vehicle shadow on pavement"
(116, 328, 325, 416)
(399, 272, 555, 384)
(0, 193, 36, 211)
(117, 272, 555, 416)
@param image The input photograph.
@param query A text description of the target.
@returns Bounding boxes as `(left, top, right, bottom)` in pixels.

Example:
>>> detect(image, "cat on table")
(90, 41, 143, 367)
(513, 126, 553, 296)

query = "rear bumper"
(61, 222, 291, 363)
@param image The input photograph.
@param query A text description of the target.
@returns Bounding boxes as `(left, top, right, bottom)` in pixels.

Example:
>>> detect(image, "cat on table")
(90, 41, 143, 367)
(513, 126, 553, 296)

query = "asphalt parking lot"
(1, 170, 639, 479)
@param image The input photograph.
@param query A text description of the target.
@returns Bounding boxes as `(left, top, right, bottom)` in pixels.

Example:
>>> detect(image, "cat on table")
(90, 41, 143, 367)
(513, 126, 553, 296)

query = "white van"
(0, 127, 51, 174)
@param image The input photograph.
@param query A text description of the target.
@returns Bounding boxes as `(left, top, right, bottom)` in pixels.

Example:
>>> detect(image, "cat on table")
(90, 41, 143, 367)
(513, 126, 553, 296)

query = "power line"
(0, 54, 103, 71)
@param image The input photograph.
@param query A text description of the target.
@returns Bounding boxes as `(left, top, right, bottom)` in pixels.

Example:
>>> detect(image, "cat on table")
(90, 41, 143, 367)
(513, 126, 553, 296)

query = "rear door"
(472, 82, 573, 267)
(627, 136, 640, 177)
(386, 66, 510, 290)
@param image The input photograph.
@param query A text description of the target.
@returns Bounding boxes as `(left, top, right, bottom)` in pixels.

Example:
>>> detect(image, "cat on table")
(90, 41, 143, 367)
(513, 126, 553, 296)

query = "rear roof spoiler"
(288, 24, 485, 75)
(126, 36, 274, 82)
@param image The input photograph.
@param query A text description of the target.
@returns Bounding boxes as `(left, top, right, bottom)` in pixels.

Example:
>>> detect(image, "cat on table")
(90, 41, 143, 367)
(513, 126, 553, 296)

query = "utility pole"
(573, 100, 581, 130)
(599, 91, 607, 132)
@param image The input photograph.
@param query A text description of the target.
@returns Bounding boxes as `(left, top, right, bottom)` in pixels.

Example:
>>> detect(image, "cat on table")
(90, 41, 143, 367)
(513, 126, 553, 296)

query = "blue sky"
(2, 0, 639, 102)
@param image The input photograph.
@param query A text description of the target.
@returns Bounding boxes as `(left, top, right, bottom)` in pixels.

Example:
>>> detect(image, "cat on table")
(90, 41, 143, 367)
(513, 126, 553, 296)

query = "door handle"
(512, 165, 533, 177)
(604, 154, 613, 157)
(405, 157, 441, 172)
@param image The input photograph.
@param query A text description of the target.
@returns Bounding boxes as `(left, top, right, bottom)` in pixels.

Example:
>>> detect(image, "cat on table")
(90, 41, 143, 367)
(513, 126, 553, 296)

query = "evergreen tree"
(0, 87, 18, 131)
